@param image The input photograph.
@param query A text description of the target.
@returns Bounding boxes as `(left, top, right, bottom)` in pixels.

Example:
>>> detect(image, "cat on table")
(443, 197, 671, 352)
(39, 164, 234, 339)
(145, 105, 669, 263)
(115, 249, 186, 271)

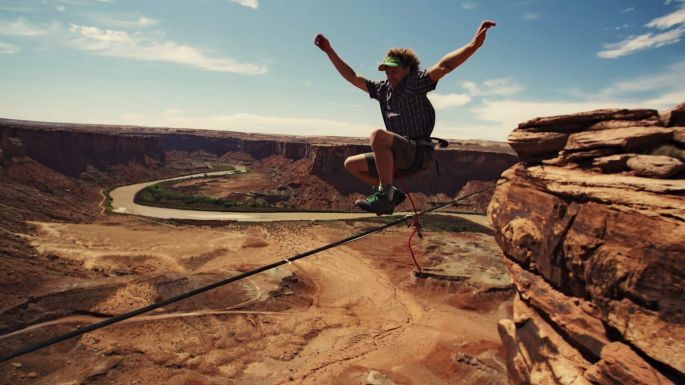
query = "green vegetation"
(134, 182, 273, 211)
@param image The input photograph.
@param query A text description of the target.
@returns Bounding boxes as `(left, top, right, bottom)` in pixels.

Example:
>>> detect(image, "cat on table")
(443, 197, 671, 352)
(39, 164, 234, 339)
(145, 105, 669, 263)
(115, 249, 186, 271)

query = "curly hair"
(386, 48, 421, 72)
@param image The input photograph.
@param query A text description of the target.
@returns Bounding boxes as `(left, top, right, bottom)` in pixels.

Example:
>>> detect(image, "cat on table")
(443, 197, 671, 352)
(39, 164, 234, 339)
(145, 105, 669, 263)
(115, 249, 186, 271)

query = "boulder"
(518, 109, 659, 131)
(508, 130, 568, 160)
(565, 126, 674, 152)
(626, 154, 684, 178)
(592, 153, 635, 173)
(664, 102, 685, 127)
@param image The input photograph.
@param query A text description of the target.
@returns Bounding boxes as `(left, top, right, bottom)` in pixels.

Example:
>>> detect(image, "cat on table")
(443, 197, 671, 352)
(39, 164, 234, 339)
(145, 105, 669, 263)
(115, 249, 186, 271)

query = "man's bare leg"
(343, 154, 380, 186)
(370, 129, 395, 199)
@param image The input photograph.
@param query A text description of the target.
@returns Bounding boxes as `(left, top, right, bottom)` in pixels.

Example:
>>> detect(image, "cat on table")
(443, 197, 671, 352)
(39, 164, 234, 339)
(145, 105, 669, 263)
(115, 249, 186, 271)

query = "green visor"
(377, 56, 403, 71)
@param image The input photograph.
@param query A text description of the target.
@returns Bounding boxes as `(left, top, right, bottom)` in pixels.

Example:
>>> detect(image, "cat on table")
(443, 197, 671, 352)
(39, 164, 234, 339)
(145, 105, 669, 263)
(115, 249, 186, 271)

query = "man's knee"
(370, 129, 391, 147)
(344, 156, 354, 172)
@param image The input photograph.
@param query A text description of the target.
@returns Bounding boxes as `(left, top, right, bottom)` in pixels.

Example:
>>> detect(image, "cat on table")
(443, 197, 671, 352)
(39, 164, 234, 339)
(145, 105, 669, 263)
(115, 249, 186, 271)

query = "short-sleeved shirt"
(366, 69, 437, 139)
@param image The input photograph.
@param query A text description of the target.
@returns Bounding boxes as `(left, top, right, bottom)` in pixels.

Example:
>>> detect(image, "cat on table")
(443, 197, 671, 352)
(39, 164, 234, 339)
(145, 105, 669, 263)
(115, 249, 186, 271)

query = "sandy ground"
(1, 212, 511, 385)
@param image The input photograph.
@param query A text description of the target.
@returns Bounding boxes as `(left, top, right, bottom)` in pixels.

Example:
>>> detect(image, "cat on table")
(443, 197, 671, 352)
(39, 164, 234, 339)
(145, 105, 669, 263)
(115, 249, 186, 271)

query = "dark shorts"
(364, 132, 435, 178)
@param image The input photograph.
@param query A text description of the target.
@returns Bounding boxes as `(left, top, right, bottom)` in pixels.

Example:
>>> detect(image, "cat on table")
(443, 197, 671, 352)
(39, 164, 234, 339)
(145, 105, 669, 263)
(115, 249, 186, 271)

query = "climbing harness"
(399, 136, 449, 177)
(0, 182, 503, 363)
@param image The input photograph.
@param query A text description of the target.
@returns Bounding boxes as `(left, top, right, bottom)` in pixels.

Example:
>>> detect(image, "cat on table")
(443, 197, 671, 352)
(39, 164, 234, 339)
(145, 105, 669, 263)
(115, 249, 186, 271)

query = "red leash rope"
(396, 173, 423, 275)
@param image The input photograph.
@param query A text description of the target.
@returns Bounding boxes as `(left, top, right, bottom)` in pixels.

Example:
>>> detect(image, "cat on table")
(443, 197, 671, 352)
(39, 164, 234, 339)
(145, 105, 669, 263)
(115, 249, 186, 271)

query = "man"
(314, 21, 496, 215)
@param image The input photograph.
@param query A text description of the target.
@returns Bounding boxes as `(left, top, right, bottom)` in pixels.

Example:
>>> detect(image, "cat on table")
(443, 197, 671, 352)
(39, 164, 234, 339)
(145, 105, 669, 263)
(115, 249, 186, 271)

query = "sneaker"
(355, 190, 396, 215)
(371, 185, 406, 206)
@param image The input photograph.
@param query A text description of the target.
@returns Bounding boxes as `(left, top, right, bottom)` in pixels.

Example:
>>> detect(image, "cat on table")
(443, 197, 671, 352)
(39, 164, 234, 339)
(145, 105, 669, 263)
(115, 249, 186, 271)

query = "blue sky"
(1, 0, 684, 141)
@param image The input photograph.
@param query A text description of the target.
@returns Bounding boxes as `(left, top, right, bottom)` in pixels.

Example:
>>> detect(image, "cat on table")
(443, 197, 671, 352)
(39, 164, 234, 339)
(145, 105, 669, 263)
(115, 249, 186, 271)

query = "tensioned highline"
(0, 182, 503, 364)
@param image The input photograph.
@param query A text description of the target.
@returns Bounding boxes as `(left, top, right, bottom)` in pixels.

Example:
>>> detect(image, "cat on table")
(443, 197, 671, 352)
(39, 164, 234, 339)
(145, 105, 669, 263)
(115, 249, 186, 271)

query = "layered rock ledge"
(488, 104, 685, 384)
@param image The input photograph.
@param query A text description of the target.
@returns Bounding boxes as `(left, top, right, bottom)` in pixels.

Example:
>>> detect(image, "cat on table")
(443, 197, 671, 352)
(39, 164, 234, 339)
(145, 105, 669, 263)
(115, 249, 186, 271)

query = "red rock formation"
(0, 118, 517, 199)
(0, 119, 165, 177)
(488, 105, 685, 384)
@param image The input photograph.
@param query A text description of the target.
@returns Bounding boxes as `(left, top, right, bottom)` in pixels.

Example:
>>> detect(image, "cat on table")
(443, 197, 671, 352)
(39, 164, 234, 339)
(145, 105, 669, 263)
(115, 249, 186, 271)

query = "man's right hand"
(473, 20, 496, 48)
(315, 34, 332, 53)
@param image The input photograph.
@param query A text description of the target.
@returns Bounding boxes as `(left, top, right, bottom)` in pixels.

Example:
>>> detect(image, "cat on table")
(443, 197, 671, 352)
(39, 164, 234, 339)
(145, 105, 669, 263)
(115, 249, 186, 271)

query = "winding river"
(108, 168, 490, 225)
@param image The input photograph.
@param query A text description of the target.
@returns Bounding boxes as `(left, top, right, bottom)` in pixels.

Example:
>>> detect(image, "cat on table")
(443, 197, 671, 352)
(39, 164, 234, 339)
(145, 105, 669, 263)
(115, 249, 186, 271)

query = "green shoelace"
(366, 191, 385, 204)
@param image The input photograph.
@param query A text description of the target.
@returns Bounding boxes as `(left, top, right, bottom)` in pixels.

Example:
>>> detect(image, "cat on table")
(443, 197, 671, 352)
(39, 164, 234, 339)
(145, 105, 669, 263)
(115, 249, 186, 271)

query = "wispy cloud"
(427, 78, 523, 110)
(599, 4, 685, 58)
(230, 0, 259, 10)
(67, 24, 267, 74)
(0, 18, 59, 36)
(523, 13, 541, 21)
(0, 41, 20, 54)
(462, 78, 525, 97)
(598, 27, 685, 58)
(428, 93, 472, 109)
(620, 7, 635, 14)
(88, 14, 161, 29)
(461, 3, 478, 10)
(646, 6, 685, 29)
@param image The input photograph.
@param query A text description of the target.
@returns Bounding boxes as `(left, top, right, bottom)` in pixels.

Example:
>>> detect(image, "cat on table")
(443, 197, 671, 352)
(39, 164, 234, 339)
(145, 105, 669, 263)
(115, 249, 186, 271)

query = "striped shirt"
(366, 69, 438, 139)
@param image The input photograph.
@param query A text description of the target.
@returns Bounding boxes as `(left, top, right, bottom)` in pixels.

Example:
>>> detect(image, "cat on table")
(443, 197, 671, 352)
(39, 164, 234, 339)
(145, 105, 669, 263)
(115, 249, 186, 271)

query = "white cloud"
(598, 27, 685, 58)
(523, 13, 541, 21)
(462, 78, 525, 97)
(119, 112, 375, 137)
(89, 14, 161, 29)
(67, 24, 267, 74)
(599, 4, 685, 58)
(0, 18, 58, 36)
(427, 78, 524, 111)
(0, 41, 20, 54)
(428, 93, 472, 109)
(620, 7, 635, 14)
(231, 0, 259, 10)
(55, 5, 66, 12)
(646, 6, 685, 29)
(461, 3, 478, 10)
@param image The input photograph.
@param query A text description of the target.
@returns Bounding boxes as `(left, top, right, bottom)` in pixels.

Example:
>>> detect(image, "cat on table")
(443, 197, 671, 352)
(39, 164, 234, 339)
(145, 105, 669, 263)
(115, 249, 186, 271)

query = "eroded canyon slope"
(488, 103, 685, 385)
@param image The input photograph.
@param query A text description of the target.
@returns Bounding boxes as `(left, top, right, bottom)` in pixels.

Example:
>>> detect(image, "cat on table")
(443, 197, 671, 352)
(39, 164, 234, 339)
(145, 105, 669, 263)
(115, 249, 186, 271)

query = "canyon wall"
(488, 104, 685, 384)
(0, 118, 516, 197)
(0, 120, 165, 177)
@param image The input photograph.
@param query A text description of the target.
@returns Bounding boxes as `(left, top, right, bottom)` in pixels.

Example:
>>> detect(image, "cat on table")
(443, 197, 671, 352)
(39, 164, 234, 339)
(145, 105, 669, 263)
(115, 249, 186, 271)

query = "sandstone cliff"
(0, 118, 516, 199)
(488, 104, 685, 384)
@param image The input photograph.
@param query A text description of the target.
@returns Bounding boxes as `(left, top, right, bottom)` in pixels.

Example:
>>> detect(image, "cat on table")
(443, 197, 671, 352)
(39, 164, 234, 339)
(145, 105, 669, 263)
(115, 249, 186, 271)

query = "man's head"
(378, 48, 420, 87)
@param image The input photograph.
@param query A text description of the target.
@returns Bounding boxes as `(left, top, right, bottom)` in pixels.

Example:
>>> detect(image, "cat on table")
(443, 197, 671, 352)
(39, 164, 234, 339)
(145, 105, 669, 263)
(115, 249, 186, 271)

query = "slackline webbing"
(0, 183, 501, 363)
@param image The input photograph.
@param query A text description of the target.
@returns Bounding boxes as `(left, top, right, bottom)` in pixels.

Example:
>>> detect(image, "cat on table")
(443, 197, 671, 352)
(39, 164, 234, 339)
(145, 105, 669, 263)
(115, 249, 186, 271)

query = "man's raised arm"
(428, 21, 496, 83)
(315, 34, 368, 93)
